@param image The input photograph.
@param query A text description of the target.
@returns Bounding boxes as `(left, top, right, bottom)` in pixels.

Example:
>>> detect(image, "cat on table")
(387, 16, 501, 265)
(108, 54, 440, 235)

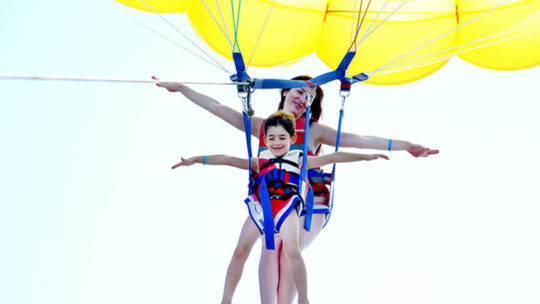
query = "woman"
(154, 75, 438, 304)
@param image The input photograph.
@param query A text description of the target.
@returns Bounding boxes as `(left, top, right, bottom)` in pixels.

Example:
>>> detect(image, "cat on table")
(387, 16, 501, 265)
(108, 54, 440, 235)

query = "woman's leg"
(259, 236, 282, 304)
(221, 216, 261, 304)
(277, 214, 326, 304)
(280, 212, 310, 304)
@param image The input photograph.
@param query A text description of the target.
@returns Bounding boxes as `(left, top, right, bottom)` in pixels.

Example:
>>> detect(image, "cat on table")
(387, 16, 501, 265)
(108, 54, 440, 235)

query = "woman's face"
(282, 87, 313, 118)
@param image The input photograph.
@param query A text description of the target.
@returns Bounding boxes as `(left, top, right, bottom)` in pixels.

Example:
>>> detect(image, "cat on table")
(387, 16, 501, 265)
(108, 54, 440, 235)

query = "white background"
(1, 1, 539, 303)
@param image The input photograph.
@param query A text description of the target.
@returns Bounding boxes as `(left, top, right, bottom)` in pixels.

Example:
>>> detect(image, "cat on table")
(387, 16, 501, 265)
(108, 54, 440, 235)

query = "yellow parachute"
(116, 0, 540, 85)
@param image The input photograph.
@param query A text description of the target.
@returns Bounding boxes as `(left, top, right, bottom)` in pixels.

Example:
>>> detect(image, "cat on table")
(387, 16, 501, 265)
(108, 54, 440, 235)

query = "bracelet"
(202, 155, 207, 165)
(388, 139, 393, 151)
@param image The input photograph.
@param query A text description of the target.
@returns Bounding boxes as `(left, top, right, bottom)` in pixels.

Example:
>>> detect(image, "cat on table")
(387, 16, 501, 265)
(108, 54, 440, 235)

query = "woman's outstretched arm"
(172, 155, 259, 171)
(311, 123, 439, 157)
(306, 152, 388, 169)
(154, 77, 263, 137)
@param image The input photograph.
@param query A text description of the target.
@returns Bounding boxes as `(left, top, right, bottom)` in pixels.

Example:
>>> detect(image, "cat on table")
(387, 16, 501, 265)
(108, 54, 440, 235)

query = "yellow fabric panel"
(457, 0, 540, 70)
(115, 0, 190, 13)
(188, 0, 326, 67)
(115, 0, 538, 84)
(317, 0, 457, 85)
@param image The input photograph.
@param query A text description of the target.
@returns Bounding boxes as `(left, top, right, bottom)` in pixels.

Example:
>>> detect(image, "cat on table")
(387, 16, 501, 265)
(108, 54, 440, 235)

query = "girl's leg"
(221, 216, 261, 304)
(259, 236, 282, 304)
(280, 212, 310, 304)
(277, 214, 326, 304)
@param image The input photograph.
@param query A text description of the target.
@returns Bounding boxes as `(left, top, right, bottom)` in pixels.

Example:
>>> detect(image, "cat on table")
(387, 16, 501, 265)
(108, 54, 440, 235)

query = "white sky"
(1, 1, 539, 304)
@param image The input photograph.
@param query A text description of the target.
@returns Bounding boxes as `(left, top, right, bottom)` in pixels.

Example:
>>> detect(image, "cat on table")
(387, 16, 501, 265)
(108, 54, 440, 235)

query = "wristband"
(202, 155, 207, 165)
(388, 139, 393, 151)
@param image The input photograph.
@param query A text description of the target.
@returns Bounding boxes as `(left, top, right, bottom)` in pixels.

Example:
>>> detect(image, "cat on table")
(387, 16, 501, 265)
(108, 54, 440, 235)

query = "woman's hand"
(153, 76, 187, 92)
(407, 144, 439, 157)
(171, 157, 198, 169)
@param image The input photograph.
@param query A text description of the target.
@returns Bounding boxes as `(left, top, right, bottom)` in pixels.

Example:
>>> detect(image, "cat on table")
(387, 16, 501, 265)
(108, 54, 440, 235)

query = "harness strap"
(324, 88, 348, 228)
(242, 110, 254, 194)
(257, 177, 276, 250)
(253, 170, 300, 188)
(301, 106, 314, 231)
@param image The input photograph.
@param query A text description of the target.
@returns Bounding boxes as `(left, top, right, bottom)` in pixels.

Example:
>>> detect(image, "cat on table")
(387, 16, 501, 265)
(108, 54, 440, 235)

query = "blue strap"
(336, 52, 356, 71)
(301, 106, 314, 231)
(352, 72, 369, 83)
(253, 170, 300, 188)
(242, 111, 254, 194)
(235, 52, 369, 90)
(231, 52, 251, 84)
(253, 52, 362, 90)
(258, 177, 276, 250)
(323, 107, 345, 228)
(251, 78, 311, 89)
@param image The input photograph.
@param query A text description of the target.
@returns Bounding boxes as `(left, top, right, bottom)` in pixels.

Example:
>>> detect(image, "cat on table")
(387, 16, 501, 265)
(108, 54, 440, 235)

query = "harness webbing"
(300, 94, 315, 231)
(324, 83, 350, 228)
(231, 44, 370, 241)
(242, 110, 254, 194)
(257, 177, 276, 249)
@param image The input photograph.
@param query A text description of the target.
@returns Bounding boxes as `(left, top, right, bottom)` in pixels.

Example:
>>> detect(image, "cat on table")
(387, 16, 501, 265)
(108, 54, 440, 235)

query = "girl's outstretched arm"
(311, 123, 439, 157)
(172, 155, 259, 171)
(153, 76, 263, 137)
(306, 152, 389, 169)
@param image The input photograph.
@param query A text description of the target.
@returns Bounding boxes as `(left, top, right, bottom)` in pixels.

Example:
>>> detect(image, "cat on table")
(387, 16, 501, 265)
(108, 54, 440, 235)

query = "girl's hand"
(367, 154, 389, 160)
(407, 144, 439, 157)
(153, 76, 187, 92)
(171, 157, 197, 169)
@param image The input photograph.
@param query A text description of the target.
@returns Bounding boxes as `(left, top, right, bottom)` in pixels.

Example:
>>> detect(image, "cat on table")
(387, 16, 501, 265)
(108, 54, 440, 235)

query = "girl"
(155, 75, 438, 303)
(172, 111, 389, 304)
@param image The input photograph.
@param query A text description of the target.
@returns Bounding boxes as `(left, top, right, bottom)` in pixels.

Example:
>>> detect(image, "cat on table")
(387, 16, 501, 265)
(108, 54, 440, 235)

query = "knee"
(283, 244, 302, 261)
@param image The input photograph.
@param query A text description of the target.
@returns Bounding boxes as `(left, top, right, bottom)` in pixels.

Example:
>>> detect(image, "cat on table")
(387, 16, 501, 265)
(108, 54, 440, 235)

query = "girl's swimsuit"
(245, 150, 304, 235)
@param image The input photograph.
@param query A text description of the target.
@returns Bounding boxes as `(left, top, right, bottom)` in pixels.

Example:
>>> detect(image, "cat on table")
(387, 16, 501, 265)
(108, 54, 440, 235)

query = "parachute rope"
(358, 0, 390, 44)
(349, 0, 359, 47)
(247, 0, 277, 69)
(356, 0, 373, 52)
(215, 0, 234, 48)
(0, 75, 249, 85)
(371, 25, 540, 76)
(231, 0, 243, 52)
(371, 0, 515, 76)
(372, 21, 540, 76)
(138, 0, 232, 74)
(131, 18, 231, 73)
(199, 0, 234, 48)
(347, 0, 370, 53)
(355, 0, 409, 49)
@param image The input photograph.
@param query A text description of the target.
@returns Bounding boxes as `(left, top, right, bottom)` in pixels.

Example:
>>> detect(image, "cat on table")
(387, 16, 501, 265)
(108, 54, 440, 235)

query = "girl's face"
(264, 125, 297, 157)
(282, 87, 313, 118)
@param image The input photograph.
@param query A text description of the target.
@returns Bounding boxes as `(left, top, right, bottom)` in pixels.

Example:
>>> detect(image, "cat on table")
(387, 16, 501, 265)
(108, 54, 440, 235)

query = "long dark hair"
(278, 75, 323, 121)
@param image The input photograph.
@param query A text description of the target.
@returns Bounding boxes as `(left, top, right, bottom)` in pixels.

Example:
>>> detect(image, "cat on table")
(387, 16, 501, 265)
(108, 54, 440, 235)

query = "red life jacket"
(257, 115, 330, 196)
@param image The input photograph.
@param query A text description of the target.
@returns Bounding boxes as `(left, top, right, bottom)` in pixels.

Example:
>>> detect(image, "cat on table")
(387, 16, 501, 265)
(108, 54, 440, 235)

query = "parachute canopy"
(117, 0, 540, 85)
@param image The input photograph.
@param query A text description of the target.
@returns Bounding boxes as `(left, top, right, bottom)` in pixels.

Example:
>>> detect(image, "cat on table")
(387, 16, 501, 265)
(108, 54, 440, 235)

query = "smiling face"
(264, 125, 297, 157)
(281, 87, 312, 118)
